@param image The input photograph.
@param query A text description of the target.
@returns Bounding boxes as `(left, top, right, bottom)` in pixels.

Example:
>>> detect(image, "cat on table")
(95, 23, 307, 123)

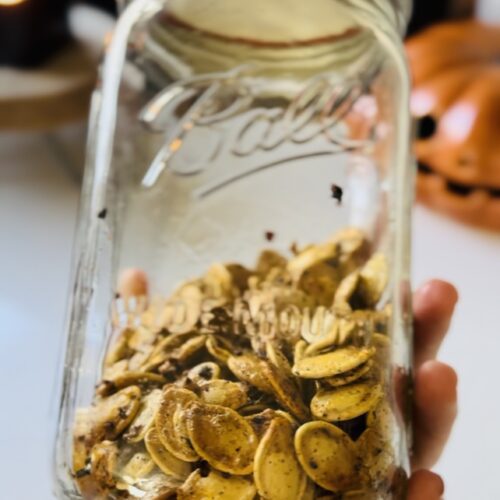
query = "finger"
(414, 280, 458, 368)
(117, 268, 149, 298)
(413, 361, 458, 470)
(408, 470, 444, 500)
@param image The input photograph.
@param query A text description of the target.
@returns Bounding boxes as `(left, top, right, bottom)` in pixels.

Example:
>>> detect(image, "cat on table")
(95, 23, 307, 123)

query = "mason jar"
(54, 1, 414, 498)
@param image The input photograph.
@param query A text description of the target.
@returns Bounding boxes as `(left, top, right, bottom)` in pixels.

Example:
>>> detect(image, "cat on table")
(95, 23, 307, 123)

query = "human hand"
(408, 280, 459, 499)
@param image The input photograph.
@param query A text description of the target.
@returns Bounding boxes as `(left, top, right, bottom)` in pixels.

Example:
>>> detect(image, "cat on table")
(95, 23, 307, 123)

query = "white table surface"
(1, 130, 500, 499)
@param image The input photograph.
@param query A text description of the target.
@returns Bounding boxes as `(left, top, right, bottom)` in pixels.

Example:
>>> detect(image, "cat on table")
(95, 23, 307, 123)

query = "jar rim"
(120, 0, 411, 42)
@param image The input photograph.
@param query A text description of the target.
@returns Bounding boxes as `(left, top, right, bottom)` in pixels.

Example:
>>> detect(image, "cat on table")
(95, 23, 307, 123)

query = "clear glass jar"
(54, 1, 414, 498)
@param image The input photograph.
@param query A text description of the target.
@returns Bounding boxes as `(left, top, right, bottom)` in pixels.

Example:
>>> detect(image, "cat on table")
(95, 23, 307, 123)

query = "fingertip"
(408, 470, 444, 499)
(117, 268, 149, 298)
(413, 361, 458, 469)
(416, 361, 458, 405)
(413, 280, 459, 367)
(414, 280, 459, 315)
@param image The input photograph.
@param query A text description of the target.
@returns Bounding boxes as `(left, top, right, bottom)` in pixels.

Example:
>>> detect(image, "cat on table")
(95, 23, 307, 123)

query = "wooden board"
(0, 42, 97, 130)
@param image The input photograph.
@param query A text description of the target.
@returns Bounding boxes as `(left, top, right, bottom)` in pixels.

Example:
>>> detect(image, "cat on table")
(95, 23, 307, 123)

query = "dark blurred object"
(0, 0, 71, 68)
(408, 0, 476, 35)
(0, 43, 96, 130)
(82, 0, 117, 15)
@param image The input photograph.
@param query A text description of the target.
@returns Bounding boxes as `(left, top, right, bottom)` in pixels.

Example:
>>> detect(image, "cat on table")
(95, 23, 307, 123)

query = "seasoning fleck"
(330, 184, 343, 204)
(265, 231, 275, 242)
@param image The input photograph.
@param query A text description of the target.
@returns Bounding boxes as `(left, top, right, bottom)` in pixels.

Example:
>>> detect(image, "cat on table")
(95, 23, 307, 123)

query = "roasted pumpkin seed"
(225, 263, 253, 293)
(142, 332, 197, 372)
(294, 340, 308, 365)
(330, 228, 369, 275)
(206, 335, 232, 363)
(227, 353, 272, 393)
(203, 263, 234, 300)
(93, 385, 142, 441)
(169, 335, 207, 364)
(145, 427, 191, 478)
(298, 262, 339, 306)
(120, 452, 156, 481)
(198, 379, 248, 409)
(128, 325, 157, 351)
(303, 324, 342, 356)
(159, 284, 203, 334)
(311, 382, 382, 421)
(295, 421, 360, 492)
(332, 271, 361, 315)
(293, 346, 376, 379)
(266, 341, 294, 378)
(262, 361, 310, 421)
(155, 386, 199, 462)
(186, 401, 258, 475)
(178, 469, 256, 500)
(128, 345, 155, 372)
(124, 388, 162, 442)
(97, 371, 165, 396)
(102, 359, 129, 380)
(287, 242, 339, 280)
(256, 249, 288, 275)
(90, 440, 118, 488)
(105, 328, 134, 366)
(358, 253, 388, 308)
(357, 425, 395, 487)
(73, 408, 95, 471)
(134, 474, 182, 499)
(323, 360, 373, 388)
(254, 416, 307, 500)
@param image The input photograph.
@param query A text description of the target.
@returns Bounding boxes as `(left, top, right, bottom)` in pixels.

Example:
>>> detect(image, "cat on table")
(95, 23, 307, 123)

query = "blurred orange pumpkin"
(406, 20, 500, 230)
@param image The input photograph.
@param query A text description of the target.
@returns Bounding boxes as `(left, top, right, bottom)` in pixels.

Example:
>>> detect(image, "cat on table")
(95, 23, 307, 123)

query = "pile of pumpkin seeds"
(73, 228, 404, 499)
